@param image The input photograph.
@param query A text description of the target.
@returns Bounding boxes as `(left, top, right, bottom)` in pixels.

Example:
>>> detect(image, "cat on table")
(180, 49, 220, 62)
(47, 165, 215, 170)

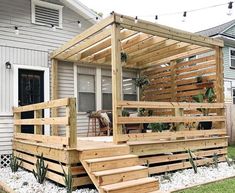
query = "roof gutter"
(59, 0, 100, 24)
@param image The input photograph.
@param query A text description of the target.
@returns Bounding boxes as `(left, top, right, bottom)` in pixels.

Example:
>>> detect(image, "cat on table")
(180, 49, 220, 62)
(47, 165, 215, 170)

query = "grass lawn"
(176, 145, 235, 193)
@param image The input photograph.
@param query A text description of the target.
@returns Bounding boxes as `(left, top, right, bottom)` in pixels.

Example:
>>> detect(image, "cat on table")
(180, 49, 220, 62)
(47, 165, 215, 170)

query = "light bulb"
(15, 26, 19, 35)
(134, 16, 138, 24)
(77, 21, 82, 28)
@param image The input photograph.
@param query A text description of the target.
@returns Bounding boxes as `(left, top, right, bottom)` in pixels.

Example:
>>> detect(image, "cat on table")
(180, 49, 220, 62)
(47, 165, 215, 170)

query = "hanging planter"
(134, 76, 150, 88)
(121, 52, 128, 63)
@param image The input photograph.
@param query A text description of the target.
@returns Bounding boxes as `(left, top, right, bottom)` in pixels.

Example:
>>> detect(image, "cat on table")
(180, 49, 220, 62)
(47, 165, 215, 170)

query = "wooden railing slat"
(117, 101, 225, 109)
(13, 98, 69, 113)
(117, 116, 225, 124)
(14, 117, 69, 125)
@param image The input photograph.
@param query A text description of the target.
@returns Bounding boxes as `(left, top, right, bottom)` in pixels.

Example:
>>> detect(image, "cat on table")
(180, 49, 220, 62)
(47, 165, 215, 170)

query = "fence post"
(34, 110, 42, 134)
(66, 98, 77, 148)
(13, 111, 21, 134)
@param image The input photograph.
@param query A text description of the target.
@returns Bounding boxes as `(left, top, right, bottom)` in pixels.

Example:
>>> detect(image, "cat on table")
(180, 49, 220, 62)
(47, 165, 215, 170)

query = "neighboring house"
(198, 20, 235, 144)
(198, 20, 235, 104)
(0, 0, 99, 164)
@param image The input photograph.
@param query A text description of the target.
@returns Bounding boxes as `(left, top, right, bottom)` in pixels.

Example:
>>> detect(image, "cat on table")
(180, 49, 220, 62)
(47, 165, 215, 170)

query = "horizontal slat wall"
(141, 50, 216, 102)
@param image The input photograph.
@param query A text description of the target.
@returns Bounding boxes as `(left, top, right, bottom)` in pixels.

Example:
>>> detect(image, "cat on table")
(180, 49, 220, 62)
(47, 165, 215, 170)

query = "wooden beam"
(115, 13, 224, 48)
(51, 14, 115, 58)
(111, 23, 122, 144)
(215, 47, 224, 103)
(51, 59, 58, 135)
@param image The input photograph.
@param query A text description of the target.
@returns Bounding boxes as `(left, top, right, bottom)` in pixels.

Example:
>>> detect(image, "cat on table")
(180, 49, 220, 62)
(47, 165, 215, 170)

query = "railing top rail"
(13, 98, 70, 113)
(117, 101, 225, 109)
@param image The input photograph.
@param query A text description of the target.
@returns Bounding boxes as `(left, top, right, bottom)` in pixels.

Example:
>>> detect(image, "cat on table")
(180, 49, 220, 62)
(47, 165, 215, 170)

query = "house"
(198, 20, 235, 104)
(198, 20, 235, 144)
(0, 0, 99, 166)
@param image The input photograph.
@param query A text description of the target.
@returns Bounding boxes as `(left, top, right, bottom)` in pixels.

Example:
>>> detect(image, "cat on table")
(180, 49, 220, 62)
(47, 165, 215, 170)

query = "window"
(101, 70, 137, 110)
(233, 88, 235, 104)
(31, 0, 63, 28)
(78, 74, 96, 112)
(102, 76, 112, 110)
(230, 48, 235, 68)
(123, 77, 137, 101)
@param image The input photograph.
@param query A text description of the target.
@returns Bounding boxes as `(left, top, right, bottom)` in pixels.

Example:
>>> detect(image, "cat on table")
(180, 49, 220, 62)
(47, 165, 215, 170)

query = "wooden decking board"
(101, 177, 158, 191)
(93, 165, 147, 176)
(86, 154, 138, 163)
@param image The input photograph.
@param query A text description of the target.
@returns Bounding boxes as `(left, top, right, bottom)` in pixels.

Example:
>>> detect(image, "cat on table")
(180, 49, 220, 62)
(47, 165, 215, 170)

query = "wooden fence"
(13, 98, 77, 148)
(116, 101, 226, 143)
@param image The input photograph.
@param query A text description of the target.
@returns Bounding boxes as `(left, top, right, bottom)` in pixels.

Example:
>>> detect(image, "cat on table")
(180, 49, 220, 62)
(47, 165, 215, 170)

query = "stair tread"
(85, 154, 138, 163)
(93, 165, 147, 176)
(101, 177, 158, 191)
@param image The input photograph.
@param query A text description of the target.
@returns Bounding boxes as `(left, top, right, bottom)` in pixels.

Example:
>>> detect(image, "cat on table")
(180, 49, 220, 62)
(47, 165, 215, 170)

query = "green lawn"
(176, 145, 235, 193)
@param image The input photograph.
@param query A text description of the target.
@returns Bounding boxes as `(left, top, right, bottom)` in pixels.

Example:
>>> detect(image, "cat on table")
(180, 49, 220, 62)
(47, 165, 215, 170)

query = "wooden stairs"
(80, 145, 160, 193)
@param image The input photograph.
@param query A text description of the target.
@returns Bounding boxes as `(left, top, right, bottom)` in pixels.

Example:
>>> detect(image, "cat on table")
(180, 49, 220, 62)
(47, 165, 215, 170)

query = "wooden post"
(51, 59, 58, 135)
(215, 47, 224, 103)
(170, 60, 177, 102)
(14, 112, 21, 134)
(34, 110, 42, 134)
(66, 98, 77, 148)
(111, 23, 122, 144)
(215, 47, 225, 130)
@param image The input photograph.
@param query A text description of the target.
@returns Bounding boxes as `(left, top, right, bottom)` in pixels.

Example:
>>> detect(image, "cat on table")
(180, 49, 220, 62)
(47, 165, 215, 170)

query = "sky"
(79, 0, 235, 32)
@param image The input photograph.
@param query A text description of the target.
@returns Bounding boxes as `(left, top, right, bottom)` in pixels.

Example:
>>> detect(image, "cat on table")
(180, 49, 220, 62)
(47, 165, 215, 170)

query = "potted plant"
(147, 123, 168, 132)
(192, 87, 216, 130)
(138, 108, 153, 132)
(134, 76, 150, 89)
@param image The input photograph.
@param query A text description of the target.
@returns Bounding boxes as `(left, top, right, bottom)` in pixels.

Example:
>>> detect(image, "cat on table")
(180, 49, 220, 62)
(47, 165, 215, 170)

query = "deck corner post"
(66, 97, 77, 148)
(111, 23, 122, 144)
(51, 58, 59, 135)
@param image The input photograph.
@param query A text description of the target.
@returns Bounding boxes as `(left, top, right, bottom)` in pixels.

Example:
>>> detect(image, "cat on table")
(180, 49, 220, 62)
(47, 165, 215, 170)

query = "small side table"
(87, 116, 99, 137)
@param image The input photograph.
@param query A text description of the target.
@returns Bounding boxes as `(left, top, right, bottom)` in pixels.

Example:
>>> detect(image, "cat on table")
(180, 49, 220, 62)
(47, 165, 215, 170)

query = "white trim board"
(13, 64, 50, 135)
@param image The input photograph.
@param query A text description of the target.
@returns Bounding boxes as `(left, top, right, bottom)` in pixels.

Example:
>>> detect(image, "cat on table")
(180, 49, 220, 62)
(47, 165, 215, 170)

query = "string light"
(14, 26, 19, 35)
(182, 11, 187, 22)
(77, 20, 81, 28)
(134, 16, 138, 24)
(51, 24, 56, 31)
(227, 1, 233, 15)
(155, 15, 158, 23)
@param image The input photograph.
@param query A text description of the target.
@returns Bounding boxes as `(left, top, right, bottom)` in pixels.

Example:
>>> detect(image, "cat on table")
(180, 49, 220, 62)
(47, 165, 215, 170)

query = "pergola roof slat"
(116, 14, 223, 48)
(51, 14, 115, 59)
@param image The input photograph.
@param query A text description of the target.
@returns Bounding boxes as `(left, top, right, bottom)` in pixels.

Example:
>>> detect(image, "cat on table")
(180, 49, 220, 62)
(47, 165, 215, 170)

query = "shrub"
(32, 154, 48, 184)
(10, 153, 22, 173)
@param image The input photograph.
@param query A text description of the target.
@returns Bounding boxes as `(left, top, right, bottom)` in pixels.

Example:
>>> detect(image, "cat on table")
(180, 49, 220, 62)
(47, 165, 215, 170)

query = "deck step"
(94, 166, 148, 186)
(86, 154, 139, 172)
(101, 177, 159, 193)
(80, 145, 130, 159)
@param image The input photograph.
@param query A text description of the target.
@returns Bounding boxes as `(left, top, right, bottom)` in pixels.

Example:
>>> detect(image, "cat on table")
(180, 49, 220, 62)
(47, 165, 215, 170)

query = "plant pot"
(143, 123, 149, 132)
(198, 121, 212, 130)
(146, 130, 152, 133)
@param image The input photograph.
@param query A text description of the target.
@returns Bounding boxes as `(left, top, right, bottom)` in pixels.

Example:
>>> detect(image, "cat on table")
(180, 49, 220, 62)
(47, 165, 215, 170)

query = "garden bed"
(157, 162, 235, 192)
(0, 168, 97, 193)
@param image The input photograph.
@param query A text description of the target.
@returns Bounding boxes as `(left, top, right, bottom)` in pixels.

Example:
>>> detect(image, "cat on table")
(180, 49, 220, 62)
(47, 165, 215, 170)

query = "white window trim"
(31, 0, 63, 28)
(13, 65, 50, 135)
(229, 47, 235, 69)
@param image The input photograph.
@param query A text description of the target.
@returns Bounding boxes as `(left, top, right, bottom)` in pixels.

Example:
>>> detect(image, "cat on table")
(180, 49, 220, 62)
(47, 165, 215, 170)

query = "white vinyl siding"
(0, 117, 13, 154)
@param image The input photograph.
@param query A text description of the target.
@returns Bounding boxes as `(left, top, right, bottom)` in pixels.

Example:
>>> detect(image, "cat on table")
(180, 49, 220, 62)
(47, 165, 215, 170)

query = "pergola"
(50, 13, 225, 144)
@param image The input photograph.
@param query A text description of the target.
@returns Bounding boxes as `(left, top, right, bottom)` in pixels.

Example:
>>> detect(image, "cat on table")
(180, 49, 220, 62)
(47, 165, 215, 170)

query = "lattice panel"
(0, 154, 11, 168)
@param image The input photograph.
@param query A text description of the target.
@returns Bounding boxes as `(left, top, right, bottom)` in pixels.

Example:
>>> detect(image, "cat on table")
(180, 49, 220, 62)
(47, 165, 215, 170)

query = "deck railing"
(13, 98, 77, 148)
(116, 101, 226, 143)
